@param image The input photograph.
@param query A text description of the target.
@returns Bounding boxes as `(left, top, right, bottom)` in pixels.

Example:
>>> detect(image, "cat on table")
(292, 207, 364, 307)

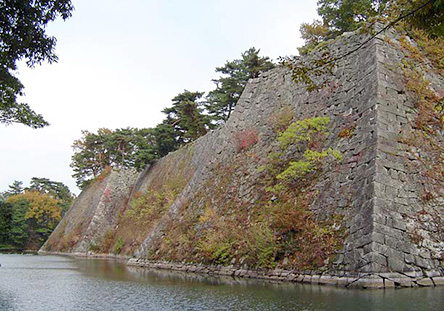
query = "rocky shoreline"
(38, 251, 444, 289)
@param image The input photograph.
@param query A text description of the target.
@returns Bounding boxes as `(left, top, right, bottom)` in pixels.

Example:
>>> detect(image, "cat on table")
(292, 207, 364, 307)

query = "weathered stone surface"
(416, 278, 434, 287)
(318, 275, 338, 286)
(432, 277, 444, 286)
(40, 25, 444, 288)
(384, 279, 395, 288)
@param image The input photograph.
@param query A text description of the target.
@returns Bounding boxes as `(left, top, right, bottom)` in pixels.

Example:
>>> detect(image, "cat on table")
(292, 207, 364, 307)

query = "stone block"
(318, 275, 338, 286)
(302, 275, 312, 284)
(416, 278, 434, 287)
(424, 270, 441, 278)
(362, 252, 387, 266)
(431, 277, 444, 286)
(360, 277, 385, 289)
(337, 277, 356, 287)
(311, 275, 321, 284)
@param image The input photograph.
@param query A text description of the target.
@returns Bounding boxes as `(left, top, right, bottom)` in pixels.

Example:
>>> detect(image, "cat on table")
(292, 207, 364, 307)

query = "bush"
(112, 237, 124, 254)
(234, 129, 258, 152)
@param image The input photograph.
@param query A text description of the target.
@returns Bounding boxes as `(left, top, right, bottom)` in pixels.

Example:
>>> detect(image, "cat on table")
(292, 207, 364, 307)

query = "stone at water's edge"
(40, 26, 444, 288)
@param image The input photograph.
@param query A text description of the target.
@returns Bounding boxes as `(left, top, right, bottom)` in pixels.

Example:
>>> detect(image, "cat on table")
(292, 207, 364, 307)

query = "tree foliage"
(70, 49, 275, 186)
(394, 0, 444, 37)
(5, 180, 24, 196)
(161, 90, 210, 145)
(71, 127, 158, 187)
(0, 201, 13, 245)
(6, 191, 61, 248)
(0, 0, 73, 128)
(318, 0, 389, 37)
(206, 48, 275, 122)
(8, 191, 61, 227)
(28, 177, 75, 214)
(300, 0, 443, 55)
(0, 177, 72, 249)
(298, 20, 329, 55)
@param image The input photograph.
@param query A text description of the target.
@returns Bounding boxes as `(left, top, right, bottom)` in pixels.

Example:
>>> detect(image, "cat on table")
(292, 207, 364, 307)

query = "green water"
(0, 254, 443, 310)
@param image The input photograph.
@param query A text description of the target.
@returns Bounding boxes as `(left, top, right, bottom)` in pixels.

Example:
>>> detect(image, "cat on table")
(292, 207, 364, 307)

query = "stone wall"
(41, 26, 444, 288)
(41, 169, 138, 253)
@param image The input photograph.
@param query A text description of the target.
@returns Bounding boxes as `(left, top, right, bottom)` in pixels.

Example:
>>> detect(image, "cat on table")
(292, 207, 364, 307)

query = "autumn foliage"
(7, 191, 61, 226)
(2, 190, 63, 250)
(235, 129, 259, 152)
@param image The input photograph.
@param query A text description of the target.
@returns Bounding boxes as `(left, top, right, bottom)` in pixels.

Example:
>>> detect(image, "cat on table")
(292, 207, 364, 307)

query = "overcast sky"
(0, 0, 318, 194)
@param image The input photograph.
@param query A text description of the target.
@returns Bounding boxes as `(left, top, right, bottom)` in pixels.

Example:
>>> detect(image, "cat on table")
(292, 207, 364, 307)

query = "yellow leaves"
(7, 190, 61, 225)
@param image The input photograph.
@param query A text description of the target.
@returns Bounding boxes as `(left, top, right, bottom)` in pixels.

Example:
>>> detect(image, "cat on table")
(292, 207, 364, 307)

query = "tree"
(28, 177, 75, 215)
(71, 129, 110, 184)
(4, 197, 29, 247)
(71, 127, 159, 188)
(298, 20, 329, 55)
(161, 90, 210, 145)
(152, 122, 178, 157)
(6, 191, 61, 248)
(314, 0, 442, 40)
(6, 180, 24, 196)
(396, 0, 444, 37)
(0, 201, 13, 246)
(0, 0, 74, 128)
(0, 177, 72, 248)
(206, 48, 275, 122)
(317, 0, 389, 37)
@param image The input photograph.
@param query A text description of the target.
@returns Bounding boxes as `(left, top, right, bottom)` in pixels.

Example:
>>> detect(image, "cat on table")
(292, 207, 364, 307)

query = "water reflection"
(0, 254, 443, 311)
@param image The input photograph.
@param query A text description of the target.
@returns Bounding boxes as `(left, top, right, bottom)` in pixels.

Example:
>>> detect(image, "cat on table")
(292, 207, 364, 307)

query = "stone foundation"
(39, 251, 444, 289)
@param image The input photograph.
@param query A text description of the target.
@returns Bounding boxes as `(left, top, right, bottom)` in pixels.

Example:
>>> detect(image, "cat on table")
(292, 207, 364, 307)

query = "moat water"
(0, 254, 443, 311)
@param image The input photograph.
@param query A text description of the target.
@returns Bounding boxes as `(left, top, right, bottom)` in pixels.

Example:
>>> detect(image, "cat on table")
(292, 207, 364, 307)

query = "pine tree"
(206, 48, 275, 122)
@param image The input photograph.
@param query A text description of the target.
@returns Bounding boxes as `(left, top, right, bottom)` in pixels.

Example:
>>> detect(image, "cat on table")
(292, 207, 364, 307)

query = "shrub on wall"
(234, 129, 259, 152)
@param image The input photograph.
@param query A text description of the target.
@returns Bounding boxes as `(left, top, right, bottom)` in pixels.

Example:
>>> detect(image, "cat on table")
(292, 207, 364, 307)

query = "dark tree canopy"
(402, 0, 444, 37)
(206, 48, 275, 122)
(69, 48, 275, 187)
(0, 177, 73, 249)
(0, 0, 73, 128)
(299, 0, 443, 56)
(317, 0, 389, 37)
(71, 127, 159, 188)
(162, 90, 210, 145)
(28, 177, 75, 214)
(6, 180, 24, 196)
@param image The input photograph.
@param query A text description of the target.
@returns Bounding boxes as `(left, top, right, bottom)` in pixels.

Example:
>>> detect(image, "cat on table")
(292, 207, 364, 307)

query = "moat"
(0, 254, 443, 310)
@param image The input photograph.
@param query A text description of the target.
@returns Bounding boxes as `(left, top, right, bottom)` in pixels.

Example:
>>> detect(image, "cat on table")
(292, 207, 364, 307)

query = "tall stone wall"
(41, 169, 138, 253)
(368, 27, 444, 279)
(41, 27, 444, 288)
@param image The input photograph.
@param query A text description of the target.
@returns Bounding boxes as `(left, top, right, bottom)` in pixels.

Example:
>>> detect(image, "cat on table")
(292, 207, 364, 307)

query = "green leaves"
(277, 148, 343, 181)
(263, 116, 342, 193)
(0, 0, 73, 128)
(277, 116, 330, 149)
(317, 0, 388, 36)
(162, 90, 210, 145)
(0, 68, 49, 128)
(206, 47, 275, 122)
(0, 177, 73, 249)
(71, 128, 159, 188)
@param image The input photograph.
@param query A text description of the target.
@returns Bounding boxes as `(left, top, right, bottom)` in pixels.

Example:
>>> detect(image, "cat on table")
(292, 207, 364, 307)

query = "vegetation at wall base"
(143, 116, 344, 270)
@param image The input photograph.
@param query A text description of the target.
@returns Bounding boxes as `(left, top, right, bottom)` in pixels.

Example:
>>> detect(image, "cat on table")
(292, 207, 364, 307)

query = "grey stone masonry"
(41, 25, 444, 288)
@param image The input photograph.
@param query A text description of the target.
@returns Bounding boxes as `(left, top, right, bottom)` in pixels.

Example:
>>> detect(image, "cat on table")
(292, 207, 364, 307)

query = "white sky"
(0, 0, 318, 194)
